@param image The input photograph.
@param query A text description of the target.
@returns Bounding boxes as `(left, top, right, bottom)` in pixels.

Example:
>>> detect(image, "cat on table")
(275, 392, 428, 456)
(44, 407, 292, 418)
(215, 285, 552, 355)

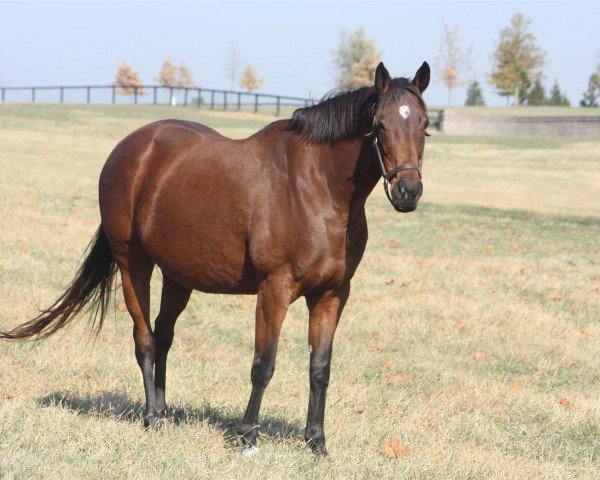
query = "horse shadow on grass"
(37, 391, 303, 443)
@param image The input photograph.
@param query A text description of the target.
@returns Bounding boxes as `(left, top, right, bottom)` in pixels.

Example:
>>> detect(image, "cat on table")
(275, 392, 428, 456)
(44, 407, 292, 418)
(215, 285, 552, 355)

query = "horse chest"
(295, 215, 368, 291)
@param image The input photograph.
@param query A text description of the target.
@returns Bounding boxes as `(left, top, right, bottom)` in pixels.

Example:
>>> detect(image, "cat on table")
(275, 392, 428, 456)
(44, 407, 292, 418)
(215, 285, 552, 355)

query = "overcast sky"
(1, 1, 599, 107)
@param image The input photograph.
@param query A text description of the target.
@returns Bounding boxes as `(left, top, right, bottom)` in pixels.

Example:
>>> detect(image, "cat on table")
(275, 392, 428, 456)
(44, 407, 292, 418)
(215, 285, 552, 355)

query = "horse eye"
(424, 119, 430, 129)
(377, 122, 386, 131)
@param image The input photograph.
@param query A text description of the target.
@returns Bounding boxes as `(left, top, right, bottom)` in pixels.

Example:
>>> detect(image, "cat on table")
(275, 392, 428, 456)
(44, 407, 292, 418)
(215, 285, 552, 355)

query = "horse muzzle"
(390, 179, 423, 212)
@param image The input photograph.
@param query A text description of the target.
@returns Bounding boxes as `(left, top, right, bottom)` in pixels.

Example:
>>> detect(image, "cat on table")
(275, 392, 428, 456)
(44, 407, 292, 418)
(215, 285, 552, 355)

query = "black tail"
(0, 226, 118, 341)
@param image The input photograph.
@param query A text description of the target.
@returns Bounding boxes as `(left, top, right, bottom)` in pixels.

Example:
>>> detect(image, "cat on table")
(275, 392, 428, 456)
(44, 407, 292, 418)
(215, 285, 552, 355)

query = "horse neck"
(314, 137, 381, 216)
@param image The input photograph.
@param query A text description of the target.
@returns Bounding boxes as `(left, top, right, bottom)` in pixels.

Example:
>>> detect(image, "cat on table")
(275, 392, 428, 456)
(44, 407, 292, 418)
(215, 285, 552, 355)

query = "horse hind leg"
(112, 244, 158, 427)
(154, 274, 192, 418)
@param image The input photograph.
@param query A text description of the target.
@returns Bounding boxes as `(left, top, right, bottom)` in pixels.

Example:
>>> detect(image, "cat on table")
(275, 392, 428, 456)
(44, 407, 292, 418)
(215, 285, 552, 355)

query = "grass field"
(436, 106, 600, 117)
(0, 104, 599, 479)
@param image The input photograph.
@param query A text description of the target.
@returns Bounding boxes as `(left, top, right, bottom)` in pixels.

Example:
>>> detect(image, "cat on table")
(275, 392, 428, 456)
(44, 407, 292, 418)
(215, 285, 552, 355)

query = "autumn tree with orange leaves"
(113, 63, 144, 96)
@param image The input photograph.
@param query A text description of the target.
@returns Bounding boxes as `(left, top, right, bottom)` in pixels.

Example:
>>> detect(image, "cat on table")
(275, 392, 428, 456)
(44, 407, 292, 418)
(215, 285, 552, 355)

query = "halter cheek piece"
(367, 123, 422, 204)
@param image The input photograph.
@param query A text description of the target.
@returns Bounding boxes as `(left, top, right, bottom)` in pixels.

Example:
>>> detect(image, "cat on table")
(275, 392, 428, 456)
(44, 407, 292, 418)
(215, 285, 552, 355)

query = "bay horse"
(0, 62, 430, 455)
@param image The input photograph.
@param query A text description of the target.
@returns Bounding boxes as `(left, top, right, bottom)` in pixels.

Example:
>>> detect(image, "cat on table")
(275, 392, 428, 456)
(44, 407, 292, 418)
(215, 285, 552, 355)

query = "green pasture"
(0, 104, 599, 479)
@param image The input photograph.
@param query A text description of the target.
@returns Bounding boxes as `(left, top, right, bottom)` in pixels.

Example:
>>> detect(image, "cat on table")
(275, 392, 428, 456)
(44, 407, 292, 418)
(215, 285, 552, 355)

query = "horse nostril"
(394, 180, 422, 201)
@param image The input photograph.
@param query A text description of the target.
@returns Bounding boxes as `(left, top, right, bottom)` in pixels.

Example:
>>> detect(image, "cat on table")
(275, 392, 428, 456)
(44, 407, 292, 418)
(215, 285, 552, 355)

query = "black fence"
(0, 83, 444, 128)
(429, 109, 444, 131)
(0, 84, 313, 116)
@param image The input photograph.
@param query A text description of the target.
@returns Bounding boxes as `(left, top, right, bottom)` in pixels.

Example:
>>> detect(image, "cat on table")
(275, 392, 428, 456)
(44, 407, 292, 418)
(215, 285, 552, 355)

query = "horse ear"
(412, 61, 430, 94)
(375, 62, 391, 93)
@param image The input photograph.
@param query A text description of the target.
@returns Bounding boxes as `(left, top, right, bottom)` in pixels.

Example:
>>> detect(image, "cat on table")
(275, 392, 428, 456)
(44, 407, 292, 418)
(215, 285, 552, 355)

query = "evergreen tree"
(527, 79, 546, 105)
(580, 73, 600, 107)
(490, 13, 545, 105)
(465, 81, 485, 106)
(547, 81, 570, 106)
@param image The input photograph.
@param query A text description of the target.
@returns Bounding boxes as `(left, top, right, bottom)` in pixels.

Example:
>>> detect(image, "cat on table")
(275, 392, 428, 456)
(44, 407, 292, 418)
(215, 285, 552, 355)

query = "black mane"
(287, 78, 423, 144)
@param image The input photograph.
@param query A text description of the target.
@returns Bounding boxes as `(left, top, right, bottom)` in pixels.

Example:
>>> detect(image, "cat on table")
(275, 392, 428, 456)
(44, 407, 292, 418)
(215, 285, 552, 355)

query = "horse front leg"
(304, 282, 350, 455)
(237, 274, 295, 449)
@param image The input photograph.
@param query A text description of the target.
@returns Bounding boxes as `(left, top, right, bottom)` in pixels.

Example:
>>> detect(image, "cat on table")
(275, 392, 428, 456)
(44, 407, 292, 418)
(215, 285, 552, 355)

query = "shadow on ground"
(37, 391, 302, 442)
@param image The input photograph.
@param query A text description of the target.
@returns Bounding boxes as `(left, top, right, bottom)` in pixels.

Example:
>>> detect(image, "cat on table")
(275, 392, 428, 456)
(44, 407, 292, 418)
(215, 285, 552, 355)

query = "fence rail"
(0, 84, 313, 116)
(0, 83, 445, 128)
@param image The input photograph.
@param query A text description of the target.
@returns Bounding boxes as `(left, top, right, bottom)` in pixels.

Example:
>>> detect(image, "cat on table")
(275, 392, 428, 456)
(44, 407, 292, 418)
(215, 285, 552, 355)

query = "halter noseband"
(367, 124, 422, 204)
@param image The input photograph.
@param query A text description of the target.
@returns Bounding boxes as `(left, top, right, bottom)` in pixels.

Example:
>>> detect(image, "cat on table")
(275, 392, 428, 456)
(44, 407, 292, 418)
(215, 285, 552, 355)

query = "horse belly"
(141, 211, 257, 294)
(136, 164, 257, 294)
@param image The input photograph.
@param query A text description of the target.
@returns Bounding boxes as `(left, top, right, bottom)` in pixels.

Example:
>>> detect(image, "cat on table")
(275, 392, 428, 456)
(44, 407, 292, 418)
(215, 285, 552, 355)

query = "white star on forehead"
(399, 105, 410, 119)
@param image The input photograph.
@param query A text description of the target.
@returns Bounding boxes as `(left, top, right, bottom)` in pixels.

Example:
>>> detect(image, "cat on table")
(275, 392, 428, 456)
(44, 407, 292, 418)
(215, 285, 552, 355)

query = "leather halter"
(367, 124, 422, 204)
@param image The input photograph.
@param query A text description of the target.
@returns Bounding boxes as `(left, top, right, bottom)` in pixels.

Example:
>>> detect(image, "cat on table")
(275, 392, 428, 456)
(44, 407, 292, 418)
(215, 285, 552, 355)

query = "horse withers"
(0, 62, 430, 455)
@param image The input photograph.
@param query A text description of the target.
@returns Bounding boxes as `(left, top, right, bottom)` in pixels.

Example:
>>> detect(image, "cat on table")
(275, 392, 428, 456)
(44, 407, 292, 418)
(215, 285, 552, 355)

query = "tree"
(465, 81, 485, 106)
(332, 27, 381, 89)
(113, 62, 144, 96)
(224, 39, 243, 90)
(350, 50, 380, 88)
(580, 53, 600, 107)
(547, 81, 570, 106)
(527, 79, 546, 105)
(580, 73, 600, 107)
(156, 59, 195, 106)
(156, 58, 177, 86)
(239, 65, 262, 92)
(437, 22, 473, 106)
(490, 13, 545, 105)
(175, 62, 196, 88)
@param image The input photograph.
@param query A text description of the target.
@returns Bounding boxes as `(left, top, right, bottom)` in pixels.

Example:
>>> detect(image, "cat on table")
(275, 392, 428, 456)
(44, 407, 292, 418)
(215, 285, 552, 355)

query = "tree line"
(112, 14, 599, 108)
(113, 58, 262, 99)
(332, 14, 600, 108)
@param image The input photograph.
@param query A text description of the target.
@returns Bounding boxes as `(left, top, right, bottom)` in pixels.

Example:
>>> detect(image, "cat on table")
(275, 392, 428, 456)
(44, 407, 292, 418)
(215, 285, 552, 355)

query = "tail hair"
(0, 226, 117, 341)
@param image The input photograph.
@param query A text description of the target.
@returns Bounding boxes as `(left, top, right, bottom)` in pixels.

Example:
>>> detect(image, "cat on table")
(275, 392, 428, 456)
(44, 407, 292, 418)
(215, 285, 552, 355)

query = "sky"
(1, 1, 599, 107)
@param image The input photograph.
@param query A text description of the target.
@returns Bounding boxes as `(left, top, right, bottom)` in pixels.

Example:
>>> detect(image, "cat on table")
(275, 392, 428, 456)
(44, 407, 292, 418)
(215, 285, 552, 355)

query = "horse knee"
(133, 328, 155, 365)
(251, 359, 275, 388)
(309, 361, 330, 389)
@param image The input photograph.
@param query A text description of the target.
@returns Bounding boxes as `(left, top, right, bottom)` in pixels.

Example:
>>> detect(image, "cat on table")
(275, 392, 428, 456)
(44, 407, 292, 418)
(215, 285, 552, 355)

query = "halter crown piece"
(366, 120, 422, 204)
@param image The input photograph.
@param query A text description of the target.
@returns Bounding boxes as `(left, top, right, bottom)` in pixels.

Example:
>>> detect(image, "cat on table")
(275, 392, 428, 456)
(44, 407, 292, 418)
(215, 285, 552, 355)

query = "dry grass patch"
(0, 104, 599, 479)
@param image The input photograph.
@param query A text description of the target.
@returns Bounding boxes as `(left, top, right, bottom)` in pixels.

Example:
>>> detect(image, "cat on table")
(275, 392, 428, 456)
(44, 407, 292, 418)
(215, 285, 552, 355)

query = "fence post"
(184, 88, 189, 106)
(32, 88, 36, 103)
(223, 91, 227, 111)
(438, 110, 445, 132)
(86, 86, 91, 104)
(134, 86, 138, 105)
(276, 96, 281, 116)
(237, 92, 241, 111)
(197, 89, 202, 108)
(153, 87, 157, 105)
(210, 90, 215, 109)
(112, 86, 116, 104)
(1, 88, 4, 102)
(254, 94, 258, 113)
(59, 87, 64, 104)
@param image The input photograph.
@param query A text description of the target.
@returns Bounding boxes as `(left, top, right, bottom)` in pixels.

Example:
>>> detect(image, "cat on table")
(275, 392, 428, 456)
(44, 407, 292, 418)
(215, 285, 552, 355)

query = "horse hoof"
(143, 413, 164, 430)
(241, 445, 260, 458)
(307, 441, 328, 457)
(313, 447, 328, 457)
(157, 408, 168, 419)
